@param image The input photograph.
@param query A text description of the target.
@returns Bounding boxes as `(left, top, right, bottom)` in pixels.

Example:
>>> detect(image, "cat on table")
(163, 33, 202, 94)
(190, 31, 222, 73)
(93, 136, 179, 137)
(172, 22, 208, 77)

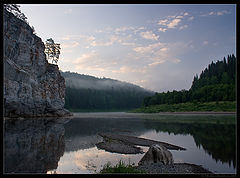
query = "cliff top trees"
(4, 4, 37, 34)
(4, 4, 28, 23)
(44, 38, 61, 64)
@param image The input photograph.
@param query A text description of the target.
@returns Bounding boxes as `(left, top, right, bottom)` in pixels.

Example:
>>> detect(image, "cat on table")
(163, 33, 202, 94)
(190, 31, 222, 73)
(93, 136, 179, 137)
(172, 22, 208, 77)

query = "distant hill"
(60, 71, 154, 111)
(143, 54, 236, 107)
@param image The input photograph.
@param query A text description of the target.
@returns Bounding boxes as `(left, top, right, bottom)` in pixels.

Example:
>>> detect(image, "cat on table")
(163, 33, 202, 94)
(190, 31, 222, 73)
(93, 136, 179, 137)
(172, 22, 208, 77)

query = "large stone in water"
(138, 144, 174, 165)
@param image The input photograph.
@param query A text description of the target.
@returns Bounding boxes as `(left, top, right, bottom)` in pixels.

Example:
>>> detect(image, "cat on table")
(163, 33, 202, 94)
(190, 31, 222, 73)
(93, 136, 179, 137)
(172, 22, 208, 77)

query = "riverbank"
(136, 162, 213, 174)
(71, 112, 235, 125)
(99, 161, 213, 174)
(72, 111, 235, 118)
(131, 101, 236, 113)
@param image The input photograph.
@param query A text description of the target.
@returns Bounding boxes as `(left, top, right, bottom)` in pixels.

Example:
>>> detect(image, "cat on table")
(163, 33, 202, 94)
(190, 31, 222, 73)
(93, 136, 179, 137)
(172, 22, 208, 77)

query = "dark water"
(4, 113, 236, 174)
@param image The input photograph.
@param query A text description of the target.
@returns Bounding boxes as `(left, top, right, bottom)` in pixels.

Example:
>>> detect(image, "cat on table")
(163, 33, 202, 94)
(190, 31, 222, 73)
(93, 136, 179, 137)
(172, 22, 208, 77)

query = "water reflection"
(64, 117, 147, 152)
(61, 115, 236, 173)
(4, 114, 236, 174)
(4, 117, 69, 173)
(143, 121, 236, 168)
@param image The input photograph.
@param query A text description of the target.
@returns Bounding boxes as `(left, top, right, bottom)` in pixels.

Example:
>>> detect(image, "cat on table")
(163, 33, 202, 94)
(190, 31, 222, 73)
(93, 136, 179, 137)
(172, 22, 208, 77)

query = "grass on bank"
(131, 101, 236, 113)
(99, 160, 145, 174)
(67, 108, 130, 112)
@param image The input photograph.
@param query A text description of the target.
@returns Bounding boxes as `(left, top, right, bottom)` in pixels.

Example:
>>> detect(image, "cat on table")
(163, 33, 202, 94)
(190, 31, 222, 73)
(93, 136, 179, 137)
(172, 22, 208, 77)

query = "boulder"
(138, 144, 173, 165)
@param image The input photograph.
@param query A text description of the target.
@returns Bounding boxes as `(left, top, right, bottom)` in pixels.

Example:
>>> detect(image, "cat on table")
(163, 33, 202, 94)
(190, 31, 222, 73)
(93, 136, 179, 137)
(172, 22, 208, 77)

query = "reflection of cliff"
(143, 121, 236, 168)
(64, 117, 147, 152)
(4, 118, 67, 173)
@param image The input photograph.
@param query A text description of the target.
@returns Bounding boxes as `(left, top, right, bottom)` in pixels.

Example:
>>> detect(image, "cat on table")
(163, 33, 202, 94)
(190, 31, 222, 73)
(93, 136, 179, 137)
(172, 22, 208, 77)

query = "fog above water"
(61, 71, 154, 93)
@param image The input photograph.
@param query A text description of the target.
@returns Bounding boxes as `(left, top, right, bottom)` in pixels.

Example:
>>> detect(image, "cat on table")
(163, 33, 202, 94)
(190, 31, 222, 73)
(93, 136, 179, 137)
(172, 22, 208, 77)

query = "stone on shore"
(138, 144, 173, 166)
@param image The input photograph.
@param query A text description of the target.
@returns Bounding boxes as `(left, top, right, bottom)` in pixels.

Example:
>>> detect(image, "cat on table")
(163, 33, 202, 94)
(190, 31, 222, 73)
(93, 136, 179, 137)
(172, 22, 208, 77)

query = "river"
(4, 112, 236, 174)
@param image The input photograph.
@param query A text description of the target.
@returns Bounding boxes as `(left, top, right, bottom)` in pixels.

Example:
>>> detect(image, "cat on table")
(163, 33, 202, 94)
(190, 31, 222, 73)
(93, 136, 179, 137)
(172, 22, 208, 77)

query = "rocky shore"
(136, 162, 213, 174)
(97, 133, 213, 174)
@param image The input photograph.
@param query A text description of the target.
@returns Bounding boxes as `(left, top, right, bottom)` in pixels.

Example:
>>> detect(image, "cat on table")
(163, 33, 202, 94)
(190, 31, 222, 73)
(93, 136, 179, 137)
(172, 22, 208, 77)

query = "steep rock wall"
(3, 10, 71, 117)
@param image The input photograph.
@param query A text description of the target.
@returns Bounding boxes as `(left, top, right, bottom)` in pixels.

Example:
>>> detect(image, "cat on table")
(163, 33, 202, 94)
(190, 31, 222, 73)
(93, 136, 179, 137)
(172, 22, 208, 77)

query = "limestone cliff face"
(3, 10, 71, 117)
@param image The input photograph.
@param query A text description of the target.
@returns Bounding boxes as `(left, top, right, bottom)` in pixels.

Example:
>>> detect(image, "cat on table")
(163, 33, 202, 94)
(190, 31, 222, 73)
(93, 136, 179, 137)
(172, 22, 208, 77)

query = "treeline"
(64, 87, 152, 110)
(143, 54, 236, 107)
(61, 71, 154, 111)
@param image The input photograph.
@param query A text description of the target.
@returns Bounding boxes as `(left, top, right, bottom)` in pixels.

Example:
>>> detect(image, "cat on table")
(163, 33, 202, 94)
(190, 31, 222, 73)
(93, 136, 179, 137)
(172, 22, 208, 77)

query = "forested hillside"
(61, 71, 154, 111)
(143, 54, 236, 107)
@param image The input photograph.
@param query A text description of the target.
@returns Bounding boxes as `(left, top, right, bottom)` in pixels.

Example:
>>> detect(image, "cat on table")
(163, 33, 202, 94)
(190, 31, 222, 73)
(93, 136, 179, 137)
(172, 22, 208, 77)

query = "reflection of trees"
(64, 117, 146, 138)
(4, 118, 65, 173)
(64, 117, 147, 152)
(143, 121, 236, 168)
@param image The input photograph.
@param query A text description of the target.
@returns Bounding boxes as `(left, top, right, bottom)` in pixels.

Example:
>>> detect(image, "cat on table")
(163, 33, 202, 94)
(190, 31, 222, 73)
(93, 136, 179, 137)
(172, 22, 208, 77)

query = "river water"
(4, 112, 236, 174)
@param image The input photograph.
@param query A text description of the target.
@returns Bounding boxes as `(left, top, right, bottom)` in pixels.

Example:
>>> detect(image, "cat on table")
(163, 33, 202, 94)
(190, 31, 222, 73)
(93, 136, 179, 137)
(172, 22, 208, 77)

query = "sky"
(19, 4, 236, 92)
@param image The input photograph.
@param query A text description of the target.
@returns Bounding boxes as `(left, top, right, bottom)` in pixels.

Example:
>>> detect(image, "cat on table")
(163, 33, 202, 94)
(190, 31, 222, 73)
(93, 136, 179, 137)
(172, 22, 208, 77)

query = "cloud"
(87, 35, 119, 47)
(64, 8, 73, 14)
(176, 15, 184, 19)
(120, 42, 136, 46)
(132, 40, 194, 68)
(133, 79, 147, 88)
(133, 26, 145, 34)
(61, 49, 73, 53)
(112, 66, 131, 73)
(172, 58, 181, 63)
(209, 11, 215, 15)
(158, 19, 168, 26)
(59, 36, 71, 41)
(87, 36, 95, 42)
(62, 25, 144, 49)
(112, 65, 148, 74)
(188, 16, 194, 21)
(59, 34, 122, 49)
(179, 24, 188, 30)
(140, 31, 159, 40)
(61, 41, 80, 48)
(201, 10, 231, 17)
(157, 12, 190, 31)
(133, 42, 164, 54)
(148, 60, 165, 66)
(158, 27, 167, 32)
(73, 52, 98, 64)
(133, 41, 182, 67)
(114, 26, 135, 34)
(203, 41, 209, 45)
(216, 10, 230, 16)
(160, 47, 168, 52)
(167, 18, 182, 28)
(59, 34, 88, 41)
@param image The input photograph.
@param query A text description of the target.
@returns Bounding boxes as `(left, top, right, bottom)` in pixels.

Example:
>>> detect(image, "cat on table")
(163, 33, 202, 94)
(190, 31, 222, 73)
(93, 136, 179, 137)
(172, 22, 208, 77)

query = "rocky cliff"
(3, 9, 71, 117)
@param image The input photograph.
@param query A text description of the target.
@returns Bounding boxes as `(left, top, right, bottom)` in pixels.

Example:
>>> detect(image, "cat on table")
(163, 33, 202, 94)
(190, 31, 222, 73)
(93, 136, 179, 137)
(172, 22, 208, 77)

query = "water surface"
(4, 113, 236, 174)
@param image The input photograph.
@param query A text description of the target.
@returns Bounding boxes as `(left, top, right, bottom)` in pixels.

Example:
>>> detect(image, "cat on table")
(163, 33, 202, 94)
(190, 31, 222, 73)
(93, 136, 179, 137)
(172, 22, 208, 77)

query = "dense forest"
(143, 54, 236, 107)
(61, 71, 154, 111)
